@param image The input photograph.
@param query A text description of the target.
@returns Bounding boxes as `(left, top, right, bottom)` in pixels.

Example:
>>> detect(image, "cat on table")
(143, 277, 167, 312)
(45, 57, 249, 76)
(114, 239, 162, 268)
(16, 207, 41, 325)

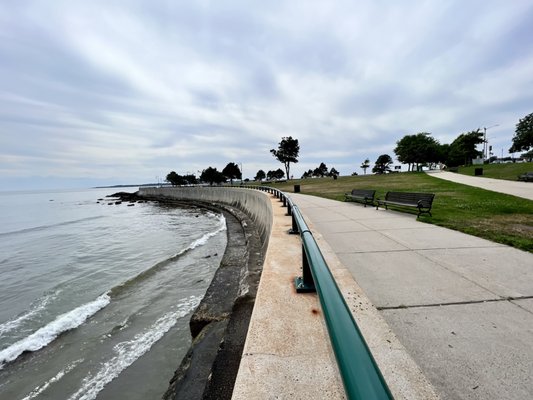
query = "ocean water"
(0, 188, 227, 400)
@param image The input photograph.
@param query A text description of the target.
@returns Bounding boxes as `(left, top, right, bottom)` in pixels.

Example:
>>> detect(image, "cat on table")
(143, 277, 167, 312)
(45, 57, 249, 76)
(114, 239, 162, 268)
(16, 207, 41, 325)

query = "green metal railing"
(238, 185, 394, 400)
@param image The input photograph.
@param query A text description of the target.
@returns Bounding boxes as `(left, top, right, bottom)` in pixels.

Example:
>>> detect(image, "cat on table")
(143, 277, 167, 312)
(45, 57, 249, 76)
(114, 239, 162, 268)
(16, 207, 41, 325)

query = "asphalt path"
(426, 170, 533, 200)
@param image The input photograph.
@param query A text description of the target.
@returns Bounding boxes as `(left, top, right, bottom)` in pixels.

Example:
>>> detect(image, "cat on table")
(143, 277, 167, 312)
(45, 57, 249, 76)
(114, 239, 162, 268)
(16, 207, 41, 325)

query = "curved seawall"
(139, 187, 272, 252)
(138, 186, 273, 399)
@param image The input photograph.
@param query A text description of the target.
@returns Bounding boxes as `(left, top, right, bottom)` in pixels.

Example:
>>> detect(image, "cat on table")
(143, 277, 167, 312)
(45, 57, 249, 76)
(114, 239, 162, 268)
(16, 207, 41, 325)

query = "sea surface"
(0, 188, 227, 400)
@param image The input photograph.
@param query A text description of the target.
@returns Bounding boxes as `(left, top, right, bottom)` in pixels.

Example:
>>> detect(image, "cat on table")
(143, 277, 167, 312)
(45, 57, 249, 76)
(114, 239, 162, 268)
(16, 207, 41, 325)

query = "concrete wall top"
(138, 187, 273, 248)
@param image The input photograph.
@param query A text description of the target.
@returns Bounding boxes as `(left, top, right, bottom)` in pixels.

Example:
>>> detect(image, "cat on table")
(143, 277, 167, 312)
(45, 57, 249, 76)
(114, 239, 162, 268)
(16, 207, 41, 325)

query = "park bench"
(344, 189, 376, 207)
(518, 172, 533, 182)
(376, 191, 435, 217)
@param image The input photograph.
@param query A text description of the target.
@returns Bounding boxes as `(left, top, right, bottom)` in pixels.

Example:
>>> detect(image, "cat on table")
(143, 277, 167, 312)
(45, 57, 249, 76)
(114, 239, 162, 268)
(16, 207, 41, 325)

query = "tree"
(274, 168, 285, 179)
(301, 169, 313, 179)
(360, 159, 370, 175)
(447, 129, 483, 166)
(200, 167, 225, 185)
(312, 162, 329, 177)
(509, 112, 533, 153)
(267, 169, 285, 180)
(394, 132, 440, 171)
(166, 171, 186, 186)
(222, 162, 242, 184)
(372, 154, 393, 174)
(270, 136, 300, 179)
(254, 169, 266, 181)
(329, 167, 339, 177)
(183, 174, 198, 185)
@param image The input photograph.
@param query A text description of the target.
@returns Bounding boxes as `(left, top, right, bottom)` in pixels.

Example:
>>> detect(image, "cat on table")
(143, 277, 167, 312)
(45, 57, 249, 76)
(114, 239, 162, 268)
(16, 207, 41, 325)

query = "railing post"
(294, 239, 316, 293)
(289, 212, 298, 234)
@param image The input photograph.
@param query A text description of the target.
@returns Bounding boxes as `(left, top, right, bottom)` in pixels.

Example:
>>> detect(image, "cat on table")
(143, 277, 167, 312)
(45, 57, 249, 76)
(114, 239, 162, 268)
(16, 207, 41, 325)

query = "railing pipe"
(300, 231, 393, 399)
(234, 185, 393, 399)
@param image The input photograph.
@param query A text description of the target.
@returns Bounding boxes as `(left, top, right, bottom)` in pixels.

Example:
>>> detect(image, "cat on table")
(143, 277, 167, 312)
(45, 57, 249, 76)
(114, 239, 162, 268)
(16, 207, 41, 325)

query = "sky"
(1, 0, 533, 190)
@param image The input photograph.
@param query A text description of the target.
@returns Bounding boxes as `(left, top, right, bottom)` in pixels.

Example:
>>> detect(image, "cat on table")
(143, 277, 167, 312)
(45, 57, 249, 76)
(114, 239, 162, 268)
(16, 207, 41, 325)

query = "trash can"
(294, 184, 300, 193)
(475, 168, 483, 176)
(333, 175, 337, 180)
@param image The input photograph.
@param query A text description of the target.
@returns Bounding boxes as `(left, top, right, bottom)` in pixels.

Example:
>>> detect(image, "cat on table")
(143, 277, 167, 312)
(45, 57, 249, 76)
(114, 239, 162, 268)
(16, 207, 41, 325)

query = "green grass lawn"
(265, 172, 533, 253)
(455, 161, 533, 180)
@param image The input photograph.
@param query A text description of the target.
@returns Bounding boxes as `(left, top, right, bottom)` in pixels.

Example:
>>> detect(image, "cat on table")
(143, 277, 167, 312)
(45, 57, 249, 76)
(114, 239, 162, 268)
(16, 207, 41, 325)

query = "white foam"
(189, 214, 226, 250)
(21, 358, 83, 400)
(0, 290, 61, 337)
(67, 295, 201, 400)
(0, 294, 110, 369)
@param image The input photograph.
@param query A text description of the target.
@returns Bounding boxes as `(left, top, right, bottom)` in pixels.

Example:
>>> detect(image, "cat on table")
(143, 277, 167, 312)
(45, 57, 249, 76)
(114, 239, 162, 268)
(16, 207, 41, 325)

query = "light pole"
(482, 124, 499, 160)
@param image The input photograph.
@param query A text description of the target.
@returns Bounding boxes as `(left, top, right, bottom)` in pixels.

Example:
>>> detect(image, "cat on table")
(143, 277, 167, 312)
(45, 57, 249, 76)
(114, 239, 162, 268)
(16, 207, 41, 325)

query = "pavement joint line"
(335, 244, 506, 254)
(377, 295, 533, 310)
(510, 299, 533, 316)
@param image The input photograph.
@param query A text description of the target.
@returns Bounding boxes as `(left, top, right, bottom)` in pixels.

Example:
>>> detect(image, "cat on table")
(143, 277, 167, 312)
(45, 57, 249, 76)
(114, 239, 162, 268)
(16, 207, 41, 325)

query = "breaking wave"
(67, 296, 202, 400)
(0, 290, 61, 337)
(0, 294, 110, 369)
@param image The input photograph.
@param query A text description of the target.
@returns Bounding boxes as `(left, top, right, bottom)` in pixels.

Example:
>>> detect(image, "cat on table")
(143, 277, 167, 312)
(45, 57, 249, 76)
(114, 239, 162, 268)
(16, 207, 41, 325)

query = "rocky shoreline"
(109, 191, 266, 400)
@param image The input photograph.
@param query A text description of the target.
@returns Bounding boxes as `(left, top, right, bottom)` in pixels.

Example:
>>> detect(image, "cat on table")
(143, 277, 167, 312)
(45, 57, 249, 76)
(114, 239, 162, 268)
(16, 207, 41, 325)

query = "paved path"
(426, 170, 533, 200)
(291, 193, 533, 400)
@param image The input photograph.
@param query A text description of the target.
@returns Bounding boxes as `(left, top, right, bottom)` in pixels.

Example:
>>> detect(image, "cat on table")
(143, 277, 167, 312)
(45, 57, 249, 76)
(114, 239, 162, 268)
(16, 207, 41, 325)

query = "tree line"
(374, 112, 533, 173)
(166, 162, 242, 186)
(166, 112, 532, 185)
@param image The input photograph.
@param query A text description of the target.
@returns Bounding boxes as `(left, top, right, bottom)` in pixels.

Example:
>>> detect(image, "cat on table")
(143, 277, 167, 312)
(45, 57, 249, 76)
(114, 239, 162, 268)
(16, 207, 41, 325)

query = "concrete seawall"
(139, 187, 273, 252)
(138, 186, 273, 399)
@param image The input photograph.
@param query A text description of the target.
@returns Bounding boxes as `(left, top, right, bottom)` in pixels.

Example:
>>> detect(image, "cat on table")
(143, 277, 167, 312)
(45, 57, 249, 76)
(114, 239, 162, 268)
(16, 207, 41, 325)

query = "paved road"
(291, 193, 533, 400)
(426, 170, 533, 200)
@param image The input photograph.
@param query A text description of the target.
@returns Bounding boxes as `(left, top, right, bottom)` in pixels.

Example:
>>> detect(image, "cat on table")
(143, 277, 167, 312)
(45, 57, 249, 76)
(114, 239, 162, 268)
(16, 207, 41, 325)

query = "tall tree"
(509, 112, 533, 153)
(222, 162, 242, 184)
(372, 154, 393, 174)
(270, 136, 300, 179)
(394, 132, 440, 171)
(360, 158, 370, 175)
(254, 169, 266, 181)
(448, 129, 483, 166)
(200, 167, 225, 185)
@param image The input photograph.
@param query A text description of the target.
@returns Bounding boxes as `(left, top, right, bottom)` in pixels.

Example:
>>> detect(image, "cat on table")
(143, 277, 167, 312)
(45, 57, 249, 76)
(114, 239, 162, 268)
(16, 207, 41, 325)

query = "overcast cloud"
(1, 0, 532, 189)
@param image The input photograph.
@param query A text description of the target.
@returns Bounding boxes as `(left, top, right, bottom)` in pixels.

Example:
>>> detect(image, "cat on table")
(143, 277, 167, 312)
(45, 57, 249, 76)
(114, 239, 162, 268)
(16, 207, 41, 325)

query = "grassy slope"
(267, 172, 533, 252)
(456, 162, 533, 180)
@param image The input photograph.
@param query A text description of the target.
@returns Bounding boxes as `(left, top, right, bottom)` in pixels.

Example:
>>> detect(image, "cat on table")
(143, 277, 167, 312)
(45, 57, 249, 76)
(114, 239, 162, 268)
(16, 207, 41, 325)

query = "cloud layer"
(1, 0, 532, 188)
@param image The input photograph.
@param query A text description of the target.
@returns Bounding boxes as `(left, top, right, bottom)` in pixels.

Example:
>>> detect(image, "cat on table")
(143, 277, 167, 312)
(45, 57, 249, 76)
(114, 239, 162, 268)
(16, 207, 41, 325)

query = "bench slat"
(344, 189, 376, 207)
(376, 191, 435, 217)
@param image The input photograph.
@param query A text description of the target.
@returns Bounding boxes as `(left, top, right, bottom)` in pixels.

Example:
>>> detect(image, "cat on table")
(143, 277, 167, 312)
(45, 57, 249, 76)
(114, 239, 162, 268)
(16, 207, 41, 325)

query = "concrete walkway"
(426, 170, 533, 200)
(232, 195, 439, 400)
(291, 193, 533, 400)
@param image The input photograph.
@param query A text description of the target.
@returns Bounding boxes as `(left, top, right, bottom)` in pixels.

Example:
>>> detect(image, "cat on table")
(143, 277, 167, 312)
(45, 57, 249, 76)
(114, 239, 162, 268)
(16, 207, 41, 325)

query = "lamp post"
(482, 124, 499, 160)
